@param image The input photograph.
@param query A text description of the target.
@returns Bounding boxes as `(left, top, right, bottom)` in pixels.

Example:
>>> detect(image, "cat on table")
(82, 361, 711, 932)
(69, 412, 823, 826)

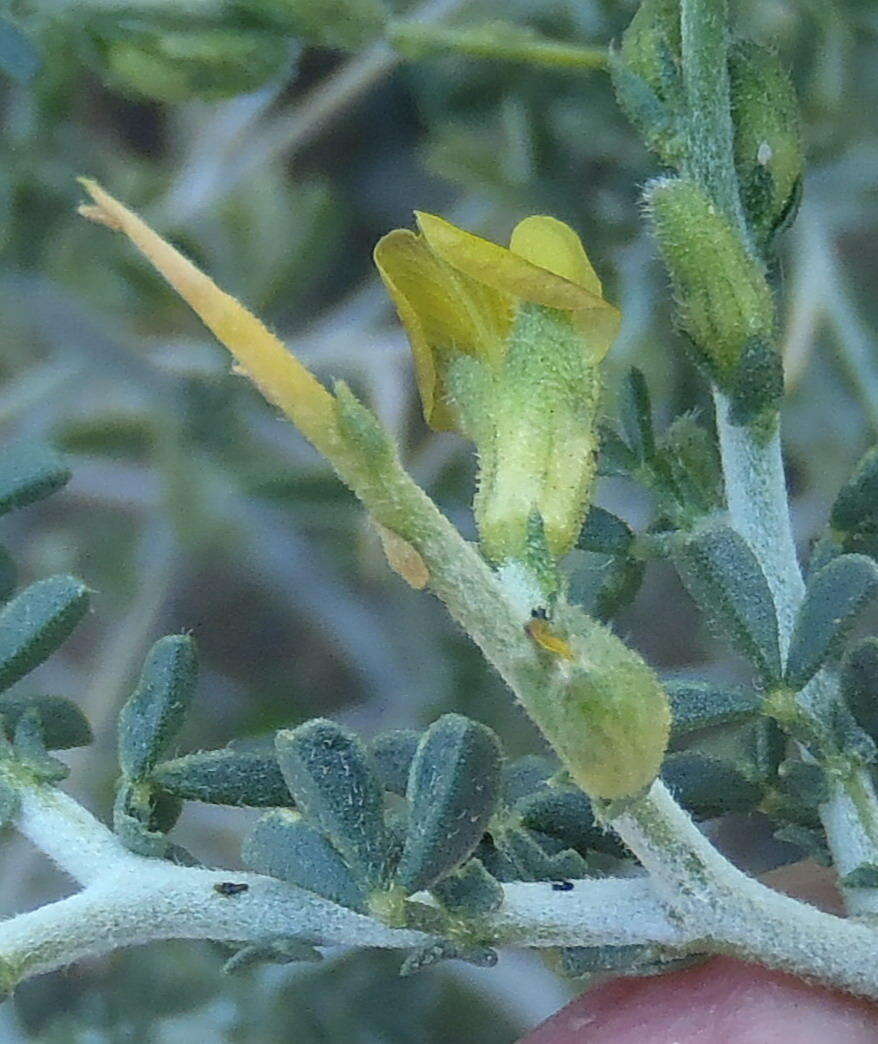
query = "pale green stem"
(714, 390, 878, 916)
(389, 23, 607, 73)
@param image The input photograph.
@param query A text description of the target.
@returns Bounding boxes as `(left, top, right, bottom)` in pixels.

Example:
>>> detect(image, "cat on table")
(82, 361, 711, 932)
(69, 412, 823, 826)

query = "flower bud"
(729, 41, 804, 248)
(646, 177, 775, 383)
(529, 607, 670, 800)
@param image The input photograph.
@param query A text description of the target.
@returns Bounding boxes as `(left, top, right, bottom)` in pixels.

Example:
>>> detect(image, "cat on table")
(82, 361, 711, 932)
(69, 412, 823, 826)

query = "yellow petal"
(509, 215, 603, 298)
(77, 179, 336, 450)
(416, 211, 606, 313)
(374, 228, 511, 429)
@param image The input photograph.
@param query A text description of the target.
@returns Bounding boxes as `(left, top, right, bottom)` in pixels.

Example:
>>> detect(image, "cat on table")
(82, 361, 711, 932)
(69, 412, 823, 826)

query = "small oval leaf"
(151, 749, 292, 806)
(785, 554, 878, 690)
(665, 680, 761, 740)
(0, 576, 89, 693)
(275, 720, 391, 889)
(118, 635, 197, 780)
(0, 694, 91, 749)
(396, 714, 502, 894)
(243, 808, 366, 912)
(0, 442, 69, 517)
(672, 523, 781, 684)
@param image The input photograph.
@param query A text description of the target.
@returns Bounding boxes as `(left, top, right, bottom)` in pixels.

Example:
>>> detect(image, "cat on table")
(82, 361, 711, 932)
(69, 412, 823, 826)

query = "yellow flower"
(374, 212, 620, 430)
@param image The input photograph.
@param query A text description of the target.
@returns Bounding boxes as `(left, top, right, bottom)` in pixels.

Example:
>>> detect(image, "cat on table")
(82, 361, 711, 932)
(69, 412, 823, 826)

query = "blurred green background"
(2, 0, 878, 1038)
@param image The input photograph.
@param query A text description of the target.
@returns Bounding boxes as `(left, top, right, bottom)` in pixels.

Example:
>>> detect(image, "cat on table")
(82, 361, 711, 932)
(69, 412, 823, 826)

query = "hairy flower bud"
(729, 41, 804, 248)
(646, 177, 775, 383)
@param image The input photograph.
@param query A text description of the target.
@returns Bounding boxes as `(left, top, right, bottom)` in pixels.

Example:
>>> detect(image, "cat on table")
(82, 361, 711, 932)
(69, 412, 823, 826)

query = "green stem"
(679, 0, 748, 238)
(389, 22, 608, 73)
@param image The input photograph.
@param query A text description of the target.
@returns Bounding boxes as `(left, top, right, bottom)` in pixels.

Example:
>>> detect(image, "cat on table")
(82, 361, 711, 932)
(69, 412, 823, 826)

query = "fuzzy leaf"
(0, 778, 19, 826)
(673, 523, 781, 684)
(0, 442, 70, 517)
(113, 782, 169, 857)
(275, 719, 391, 889)
(396, 714, 502, 894)
(0, 694, 91, 749)
(841, 637, 878, 742)
(831, 446, 878, 535)
(118, 635, 198, 780)
(785, 555, 878, 690)
(430, 858, 504, 916)
(618, 368, 655, 463)
(368, 729, 421, 796)
(400, 939, 497, 976)
(151, 749, 292, 807)
(576, 506, 634, 556)
(665, 680, 761, 740)
(0, 576, 90, 693)
(223, 938, 322, 975)
(661, 751, 765, 818)
(515, 784, 625, 858)
(243, 808, 366, 912)
(0, 547, 15, 604)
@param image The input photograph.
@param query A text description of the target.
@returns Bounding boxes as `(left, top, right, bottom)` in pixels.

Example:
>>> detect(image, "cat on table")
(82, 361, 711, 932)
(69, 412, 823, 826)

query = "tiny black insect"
(214, 881, 249, 896)
(551, 880, 574, 892)
(531, 607, 549, 620)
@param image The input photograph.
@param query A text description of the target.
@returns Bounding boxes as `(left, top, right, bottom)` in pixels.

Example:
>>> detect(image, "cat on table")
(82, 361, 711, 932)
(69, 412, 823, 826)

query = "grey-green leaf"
(430, 858, 504, 916)
(831, 446, 878, 535)
(151, 749, 292, 806)
(0, 694, 91, 749)
(367, 729, 421, 796)
(665, 680, 761, 740)
(0, 576, 90, 693)
(396, 714, 502, 894)
(243, 808, 366, 912)
(618, 367, 655, 463)
(0, 442, 70, 517)
(118, 635, 197, 780)
(275, 719, 391, 889)
(0, 778, 19, 827)
(672, 523, 781, 684)
(661, 751, 765, 818)
(841, 637, 878, 742)
(785, 555, 878, 690)
(576, 506, 634, 556)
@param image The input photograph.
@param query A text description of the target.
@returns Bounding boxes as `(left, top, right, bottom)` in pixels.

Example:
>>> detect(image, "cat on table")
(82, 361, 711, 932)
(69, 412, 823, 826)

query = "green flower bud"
(612, 0, 684, 165)
(529, 607, 670, 800)
(619, 0, 681, 100)
(646, 177, 775, 383)
(729, 41, 804, 248)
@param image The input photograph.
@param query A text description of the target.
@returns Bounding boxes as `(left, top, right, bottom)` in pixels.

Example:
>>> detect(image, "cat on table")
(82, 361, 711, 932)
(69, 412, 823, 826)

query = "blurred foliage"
(3, 0, 878, 1038)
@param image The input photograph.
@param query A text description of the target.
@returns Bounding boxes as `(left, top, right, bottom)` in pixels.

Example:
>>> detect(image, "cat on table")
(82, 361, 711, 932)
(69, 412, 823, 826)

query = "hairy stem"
(713, 391, 878, 915)
(608, 780, 878, 996)
(679, 0, 748, 237)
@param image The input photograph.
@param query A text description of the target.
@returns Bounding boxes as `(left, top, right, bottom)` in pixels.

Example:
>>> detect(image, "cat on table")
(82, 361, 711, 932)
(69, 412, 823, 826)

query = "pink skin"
(522, 864, 878, 1044)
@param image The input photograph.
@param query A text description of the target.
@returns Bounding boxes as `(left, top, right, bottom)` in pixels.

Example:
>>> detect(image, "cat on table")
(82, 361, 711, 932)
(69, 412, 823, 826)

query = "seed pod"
(0, 576, 89, 693)
(118, 635, 197, 781)
(151, 749, 292, 807)
(530, 608, 670, 800)
(396, 714, 502, 894)
(646, 177, 775, 384)
(275, 720, 392, 889)
(243, 808, 367, 912)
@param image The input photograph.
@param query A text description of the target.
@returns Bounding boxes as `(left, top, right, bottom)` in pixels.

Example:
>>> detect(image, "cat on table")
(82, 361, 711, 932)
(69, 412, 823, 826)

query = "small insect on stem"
(214, 882, 250, 897)
(525, 609, 576, 661)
